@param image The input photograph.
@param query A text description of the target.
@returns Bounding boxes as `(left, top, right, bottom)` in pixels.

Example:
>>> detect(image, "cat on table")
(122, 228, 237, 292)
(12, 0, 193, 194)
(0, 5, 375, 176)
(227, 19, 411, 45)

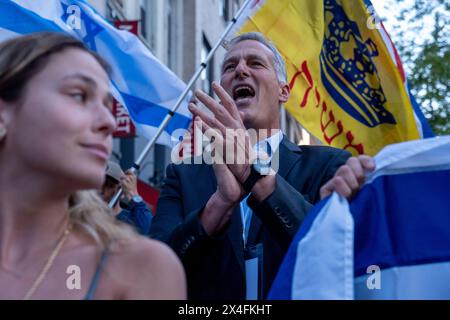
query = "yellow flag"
(233, 0, 423, 155)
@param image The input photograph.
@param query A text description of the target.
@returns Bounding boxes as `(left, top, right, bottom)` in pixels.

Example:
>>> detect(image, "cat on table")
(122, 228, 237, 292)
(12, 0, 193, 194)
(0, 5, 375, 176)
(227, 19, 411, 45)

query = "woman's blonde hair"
(69, 190, 137, 249)
(0, 32, 137, 248)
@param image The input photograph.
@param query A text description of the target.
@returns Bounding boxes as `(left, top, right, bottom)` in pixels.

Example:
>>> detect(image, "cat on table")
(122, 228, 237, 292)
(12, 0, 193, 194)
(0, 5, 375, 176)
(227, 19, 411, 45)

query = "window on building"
(218, 0, 224, 17)
(166, 0, 181, 71)
(115, 0, 124, 9)
(106, 2, 119, 21)
(141, 0, 156, 50)
(219, 0, 230, 21)
(201, 35, 214, 96)
(152, 144, 168, 188)
(232, 0, 240, 17)
(140, 4, 146, 39)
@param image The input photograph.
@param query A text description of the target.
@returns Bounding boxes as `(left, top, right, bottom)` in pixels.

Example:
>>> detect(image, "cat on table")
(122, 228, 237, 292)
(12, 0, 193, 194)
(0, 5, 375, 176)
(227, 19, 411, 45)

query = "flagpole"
(109, 0, 253, 208)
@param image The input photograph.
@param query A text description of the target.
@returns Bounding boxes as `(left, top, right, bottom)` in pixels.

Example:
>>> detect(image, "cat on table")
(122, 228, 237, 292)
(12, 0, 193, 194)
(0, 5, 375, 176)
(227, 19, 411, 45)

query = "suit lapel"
(277, 136, 303, 179)
(247, 212, 262, 246)
(228, 206, 245, 274)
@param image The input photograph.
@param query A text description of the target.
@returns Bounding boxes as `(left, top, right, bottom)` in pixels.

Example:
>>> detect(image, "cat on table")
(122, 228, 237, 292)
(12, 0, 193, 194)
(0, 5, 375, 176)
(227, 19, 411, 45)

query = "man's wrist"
(238, 165, 251, 184)
(209, 191, 237, 212)
(131, 194, 143, 201)
(200, 192, 236, 236)
(250, 173, 276, 202)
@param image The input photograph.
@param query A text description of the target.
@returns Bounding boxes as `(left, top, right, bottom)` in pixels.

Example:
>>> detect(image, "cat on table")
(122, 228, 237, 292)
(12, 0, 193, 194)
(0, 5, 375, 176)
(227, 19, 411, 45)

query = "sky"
(372, 0, 437, 46)
(371, 0, 442, 73)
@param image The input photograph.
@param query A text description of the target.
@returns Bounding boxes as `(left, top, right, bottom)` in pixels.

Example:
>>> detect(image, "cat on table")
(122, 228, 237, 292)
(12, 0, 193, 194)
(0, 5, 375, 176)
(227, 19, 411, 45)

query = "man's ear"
(278, 83, 290, 104)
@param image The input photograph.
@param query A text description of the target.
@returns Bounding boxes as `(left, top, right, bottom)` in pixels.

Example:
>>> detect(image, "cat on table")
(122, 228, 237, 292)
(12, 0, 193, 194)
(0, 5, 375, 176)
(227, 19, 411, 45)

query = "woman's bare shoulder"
(106, 236, 186, 299)
(115, 237, 183, 273)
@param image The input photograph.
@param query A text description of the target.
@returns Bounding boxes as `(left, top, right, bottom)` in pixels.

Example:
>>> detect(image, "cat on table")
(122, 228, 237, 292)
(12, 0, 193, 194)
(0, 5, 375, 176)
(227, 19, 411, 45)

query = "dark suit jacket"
(150, 137, 351, 299)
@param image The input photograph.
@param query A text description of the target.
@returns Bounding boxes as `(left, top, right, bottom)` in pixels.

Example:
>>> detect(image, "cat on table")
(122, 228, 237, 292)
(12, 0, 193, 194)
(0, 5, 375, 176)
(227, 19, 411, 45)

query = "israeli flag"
(0, 0, 192, 146)
(269, 135, 450, 299)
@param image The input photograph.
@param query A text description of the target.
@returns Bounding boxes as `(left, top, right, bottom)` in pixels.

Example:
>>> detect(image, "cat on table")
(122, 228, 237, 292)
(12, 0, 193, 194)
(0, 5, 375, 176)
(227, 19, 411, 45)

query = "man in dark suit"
(149, 32, 374, 299)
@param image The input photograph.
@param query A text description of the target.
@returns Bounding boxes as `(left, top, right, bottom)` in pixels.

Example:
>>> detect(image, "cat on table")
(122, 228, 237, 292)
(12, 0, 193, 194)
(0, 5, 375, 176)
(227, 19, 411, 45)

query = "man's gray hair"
(224, 32, 287, 83)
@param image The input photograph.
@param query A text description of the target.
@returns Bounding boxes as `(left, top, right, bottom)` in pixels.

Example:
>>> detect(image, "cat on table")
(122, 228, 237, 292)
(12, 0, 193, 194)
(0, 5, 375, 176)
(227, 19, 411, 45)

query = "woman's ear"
(0, 101, 7, 141)
(0, 98, 6, 127)
(0, 124, 6, 140)
(278, 83, 290, 104)
(0, 98, 14, 138)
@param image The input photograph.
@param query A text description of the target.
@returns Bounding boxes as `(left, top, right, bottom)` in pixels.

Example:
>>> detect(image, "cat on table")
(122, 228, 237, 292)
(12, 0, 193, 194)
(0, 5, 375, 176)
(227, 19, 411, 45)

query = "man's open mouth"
(233, 85, 255, 102)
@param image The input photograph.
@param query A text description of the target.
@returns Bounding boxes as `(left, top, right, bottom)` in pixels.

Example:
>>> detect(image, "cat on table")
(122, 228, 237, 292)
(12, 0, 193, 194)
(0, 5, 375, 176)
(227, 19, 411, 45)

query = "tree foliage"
(385, 0, 449, 135)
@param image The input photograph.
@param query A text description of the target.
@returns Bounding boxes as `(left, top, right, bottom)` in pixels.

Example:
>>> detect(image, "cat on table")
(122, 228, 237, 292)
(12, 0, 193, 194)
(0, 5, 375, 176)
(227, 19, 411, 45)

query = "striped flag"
(229, 0, 433, 156)
(0, 0, 191, 146)
(269, 134, 450, 299)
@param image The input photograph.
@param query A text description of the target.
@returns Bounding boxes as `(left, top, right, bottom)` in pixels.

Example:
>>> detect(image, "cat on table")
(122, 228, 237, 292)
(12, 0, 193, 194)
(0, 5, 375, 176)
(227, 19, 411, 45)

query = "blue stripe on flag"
(408, 88, 435, 138)
(0, 0, 62, 34)
(351, 169, 450, 277)
(320, 55, 379, 128)
(120, 92, 191, 136)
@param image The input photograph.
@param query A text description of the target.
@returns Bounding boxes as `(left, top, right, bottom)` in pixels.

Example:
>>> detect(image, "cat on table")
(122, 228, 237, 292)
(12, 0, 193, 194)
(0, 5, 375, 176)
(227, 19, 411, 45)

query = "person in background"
(101, 161, 153, 235)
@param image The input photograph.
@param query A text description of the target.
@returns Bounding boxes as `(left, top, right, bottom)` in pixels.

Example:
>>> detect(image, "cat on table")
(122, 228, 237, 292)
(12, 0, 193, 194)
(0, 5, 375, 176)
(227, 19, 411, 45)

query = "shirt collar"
(254, 130, 283, 158)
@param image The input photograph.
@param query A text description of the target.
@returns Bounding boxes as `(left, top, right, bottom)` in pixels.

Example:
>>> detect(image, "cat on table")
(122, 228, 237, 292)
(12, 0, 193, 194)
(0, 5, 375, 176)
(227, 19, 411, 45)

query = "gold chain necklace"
(23, 223, 73, 300)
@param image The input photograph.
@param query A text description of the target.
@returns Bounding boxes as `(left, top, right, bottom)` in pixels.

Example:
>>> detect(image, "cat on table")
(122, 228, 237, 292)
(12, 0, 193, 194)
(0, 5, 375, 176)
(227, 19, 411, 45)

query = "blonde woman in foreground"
(0, 32, 186, 300)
